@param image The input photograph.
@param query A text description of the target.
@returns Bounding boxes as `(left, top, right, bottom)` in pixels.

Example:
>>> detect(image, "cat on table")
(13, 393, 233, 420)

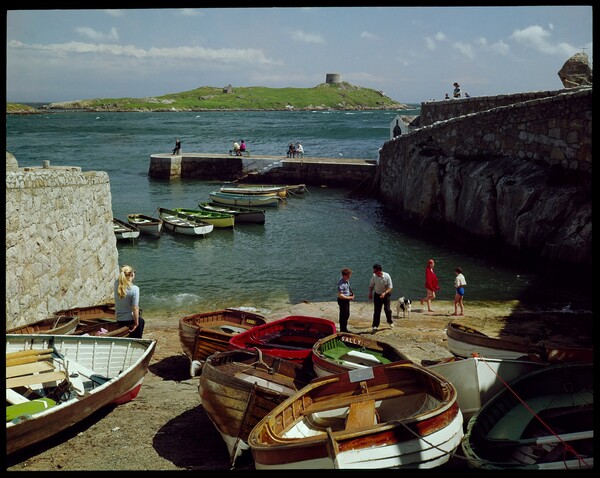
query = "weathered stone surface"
(558, 52, 592, 88)
(6, 151, 18, 170)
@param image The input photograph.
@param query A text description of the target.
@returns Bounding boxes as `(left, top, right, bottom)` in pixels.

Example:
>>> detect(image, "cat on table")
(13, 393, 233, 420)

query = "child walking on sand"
(454, 267, 467, 316)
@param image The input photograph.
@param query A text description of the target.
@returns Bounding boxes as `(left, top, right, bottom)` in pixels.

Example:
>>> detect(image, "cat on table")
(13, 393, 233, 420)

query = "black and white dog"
(396, 297, 412, 318)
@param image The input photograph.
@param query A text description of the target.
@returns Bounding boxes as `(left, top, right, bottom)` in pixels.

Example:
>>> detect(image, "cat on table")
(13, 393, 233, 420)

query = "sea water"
(6, 109, 590, 319)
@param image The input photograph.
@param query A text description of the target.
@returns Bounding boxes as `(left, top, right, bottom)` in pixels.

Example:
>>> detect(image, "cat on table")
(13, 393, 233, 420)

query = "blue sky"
(6, 6, 593, 104)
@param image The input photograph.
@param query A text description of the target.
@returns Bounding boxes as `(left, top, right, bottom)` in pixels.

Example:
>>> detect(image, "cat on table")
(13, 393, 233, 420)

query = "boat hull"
(199, 348, 316, 466)
(173, 207, 235, 228)
(127, 214, 163, 236)
(178, 308, 266, 363)
(462, 362, 593, 470)
(6, 334, 156, 455)
(248, 361, 463, 469)
(445, 321, 543, 359)
(312, 332, 409, 377)
(159, 207, 214, 236)
(228, 316, 337, 365)
(209, 191, 280, 207)
(113, 217, 140, 240)
(7, 316, 80, 335)
(198, 202, 266, 224)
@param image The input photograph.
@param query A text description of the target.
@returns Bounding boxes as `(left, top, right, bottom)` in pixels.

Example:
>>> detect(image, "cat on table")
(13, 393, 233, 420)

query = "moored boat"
(178, 308, 266, 366)
(209, 191, 281, 208)
(6, 334, 156, 455)
(113, 217, 140, 240)
(198, 201, 266, 224)
(173, 207, 235, 228)
(311, 331, 409, 377)
(248, 361, 464, 469)
(127, 213, 163, 236)
(461, 362, 593, 470)
(220, 185, 288, 198)
(228, 316, 337, 366)
(158, 207, 214, 236)
(7, 316, 80, 335)
(199, 348, 317, 467)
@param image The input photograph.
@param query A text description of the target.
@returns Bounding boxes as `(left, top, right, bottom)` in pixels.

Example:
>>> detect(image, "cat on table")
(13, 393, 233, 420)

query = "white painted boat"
(113, 217, 140, 240)
(445, 321, 544, 360)
(158, 207, 214, 236)
(209, 191, 281, 208)
(462, 362, 593, 470)
(425, 355, 549, 423)
(6, 334, 156, 455)
(248, 361, 463, 469)
(127, 213, 163, 236)
(220, 185, 287, 197)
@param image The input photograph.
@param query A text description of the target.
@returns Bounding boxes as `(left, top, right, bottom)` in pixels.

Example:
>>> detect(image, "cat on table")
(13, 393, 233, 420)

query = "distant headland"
(7, 76, 409, 114)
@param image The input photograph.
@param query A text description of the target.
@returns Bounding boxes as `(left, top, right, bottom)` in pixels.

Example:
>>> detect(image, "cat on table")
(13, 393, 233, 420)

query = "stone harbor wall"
(6, 160, 118, 329)
(377, 87, 592, 269)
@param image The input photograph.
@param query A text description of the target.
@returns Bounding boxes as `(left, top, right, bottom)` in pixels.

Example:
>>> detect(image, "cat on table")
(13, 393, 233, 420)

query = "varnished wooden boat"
(127, 213, 163, 236)
(6, 334, 156, 455)
(198, 201, 266, 224)
(462, 362, 593, 470)
(71, 320, 130, 337)
(248, 361, 464, 469)
(228, 316, 337, 366)
(311, 331, 409, 377)
(199, 348, 317, 467)
(52, 303, 116, 322)
(178, 308, 266, 364)
(6, 316, 79, 335)
(445, 321, 544, 359)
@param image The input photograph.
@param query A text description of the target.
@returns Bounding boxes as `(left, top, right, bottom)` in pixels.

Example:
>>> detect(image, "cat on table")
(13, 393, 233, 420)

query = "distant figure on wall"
(239, 140, 246, 154)
(233, 141, 241, 156)
(444, 93, 450, 100)
(393, 119, 402, 137)
(172, 138, 181, 155)
(453, 82, 461, 98)
(287, 142, 296, 158)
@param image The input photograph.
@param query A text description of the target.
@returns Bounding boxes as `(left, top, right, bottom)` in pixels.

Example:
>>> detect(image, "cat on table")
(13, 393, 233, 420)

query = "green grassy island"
(7, 82, 409, 113)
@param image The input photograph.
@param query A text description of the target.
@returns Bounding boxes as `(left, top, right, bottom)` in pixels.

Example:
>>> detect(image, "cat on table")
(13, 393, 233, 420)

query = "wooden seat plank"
(7, 371, 66, 389)
(6, 361, 55, 378)
(345, 400, 376, 430)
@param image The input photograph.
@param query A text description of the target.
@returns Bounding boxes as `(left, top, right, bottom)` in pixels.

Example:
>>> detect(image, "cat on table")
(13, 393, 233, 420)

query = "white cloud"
(434, 32, 446, 42)
(75, 27, 119, 42)
(490, 40, 510, 56)
(360, 31, 379, 40)
(510, 25, 575, 56)
(103, 10, 123, 17)
(177, 9, 204, 17)
(453, 42, 475, 60)
(425, 37, 436, 50)
(7, 40, 282, 66)
(290, 30, 325, 44)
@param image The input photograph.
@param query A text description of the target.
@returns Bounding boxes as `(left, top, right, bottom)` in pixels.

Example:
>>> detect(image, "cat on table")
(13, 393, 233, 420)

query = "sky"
(6, 5, 593, 104)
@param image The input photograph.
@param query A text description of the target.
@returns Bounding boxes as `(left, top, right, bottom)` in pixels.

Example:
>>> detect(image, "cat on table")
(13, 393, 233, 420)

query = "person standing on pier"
(172, 138, 181, 155)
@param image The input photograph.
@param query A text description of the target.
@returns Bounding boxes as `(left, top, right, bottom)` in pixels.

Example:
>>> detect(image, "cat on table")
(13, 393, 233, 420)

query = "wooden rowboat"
(113, 217, 140, 240)
(173, 207, 235, 228)
(52, 303, 116, 322)
(219, 185, 288, 198)
(198, 202, 266, 224)
(158, 207, 214, 236)
(127, 213, 163, 236)
(228, 316, 337, 366)
(445, 321, 544, 360)
(311, 331, 409, 377)
(7, 316, 79, 335)
(178, 308, 266, 365)
(248, 361, 464, 469)
(199, 348, 317, 467)
(6, 334, 156, 455)
(461, 362, 593, 470)
(209, 191, 281, 208)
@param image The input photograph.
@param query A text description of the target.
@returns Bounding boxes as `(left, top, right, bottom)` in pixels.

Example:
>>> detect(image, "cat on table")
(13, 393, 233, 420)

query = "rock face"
(558, 52, 592, 88)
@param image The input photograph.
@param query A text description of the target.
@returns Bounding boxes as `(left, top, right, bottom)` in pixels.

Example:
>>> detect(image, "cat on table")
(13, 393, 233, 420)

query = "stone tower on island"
(325, 73, 341, 84)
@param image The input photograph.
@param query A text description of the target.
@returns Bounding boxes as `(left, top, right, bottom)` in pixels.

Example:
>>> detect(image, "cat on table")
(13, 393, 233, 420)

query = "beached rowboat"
(199, 348, 317, 467)
(248, 361, 464, 469)
(7, 316, 80, 335)
(6, 334, 156, 455)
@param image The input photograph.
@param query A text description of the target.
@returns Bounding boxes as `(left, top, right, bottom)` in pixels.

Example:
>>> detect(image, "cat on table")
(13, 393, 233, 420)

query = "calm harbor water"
(6, 109, 591, 322)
